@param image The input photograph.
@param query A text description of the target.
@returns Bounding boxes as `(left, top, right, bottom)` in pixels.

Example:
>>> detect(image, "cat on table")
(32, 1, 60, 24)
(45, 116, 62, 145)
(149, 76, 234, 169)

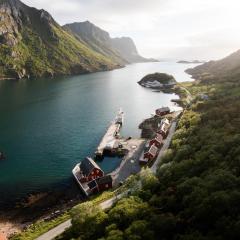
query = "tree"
(70, 202, 108, 240)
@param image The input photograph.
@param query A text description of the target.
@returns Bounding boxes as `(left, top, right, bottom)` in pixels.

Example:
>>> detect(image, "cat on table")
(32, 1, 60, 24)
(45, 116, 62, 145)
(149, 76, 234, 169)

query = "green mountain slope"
(53, 52, 240, 240)
(186, 49, 240, 81)
(63, 21, 156, 64)
(0, 0, 121, 79)
(63, 21, 127, 65)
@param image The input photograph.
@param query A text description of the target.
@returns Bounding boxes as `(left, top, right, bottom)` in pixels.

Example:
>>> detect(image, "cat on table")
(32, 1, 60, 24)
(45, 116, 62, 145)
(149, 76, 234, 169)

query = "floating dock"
(95, 109, 124, 158)
(72, 163, 91, 196)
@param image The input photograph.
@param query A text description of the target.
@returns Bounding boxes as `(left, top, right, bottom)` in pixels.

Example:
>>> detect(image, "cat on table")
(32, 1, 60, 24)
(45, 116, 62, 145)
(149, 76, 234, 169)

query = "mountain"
(111, 37, 155, 63)
(186, 49, 240, 81)
(0, 0, 120, 79)
(63, 21, 155, 64)
(63, 21, 126, 65)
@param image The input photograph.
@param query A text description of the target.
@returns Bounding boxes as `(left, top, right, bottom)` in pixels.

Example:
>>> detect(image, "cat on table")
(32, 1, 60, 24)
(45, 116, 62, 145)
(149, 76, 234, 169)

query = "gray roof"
(157, 107, 170, 112)
(80, 157, 103, 176)
(96, 175, 113, 185)
(88, 180, 97, 189)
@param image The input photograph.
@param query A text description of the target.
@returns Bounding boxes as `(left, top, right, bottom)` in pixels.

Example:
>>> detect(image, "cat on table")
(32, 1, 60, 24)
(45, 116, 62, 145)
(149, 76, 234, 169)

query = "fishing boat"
(0, 152, 6, 160)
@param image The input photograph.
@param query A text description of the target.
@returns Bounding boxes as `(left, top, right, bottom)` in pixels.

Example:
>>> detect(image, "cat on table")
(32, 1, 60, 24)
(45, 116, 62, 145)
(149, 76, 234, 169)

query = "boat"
(0, 152, 6, 160)
(115, 108, 124, 125)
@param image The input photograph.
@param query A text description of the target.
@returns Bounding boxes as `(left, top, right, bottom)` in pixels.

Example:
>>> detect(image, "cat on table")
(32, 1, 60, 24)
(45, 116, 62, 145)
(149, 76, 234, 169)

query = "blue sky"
(22, 0, 240, 60)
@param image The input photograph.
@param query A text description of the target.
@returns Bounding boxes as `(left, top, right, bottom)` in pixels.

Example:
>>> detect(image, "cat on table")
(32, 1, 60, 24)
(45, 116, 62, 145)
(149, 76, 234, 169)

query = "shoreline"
(0, 63, 187, 238)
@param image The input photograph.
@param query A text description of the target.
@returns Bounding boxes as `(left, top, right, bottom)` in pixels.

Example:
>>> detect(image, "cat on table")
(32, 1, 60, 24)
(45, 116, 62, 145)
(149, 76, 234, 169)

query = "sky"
(22, 0, 240, 60)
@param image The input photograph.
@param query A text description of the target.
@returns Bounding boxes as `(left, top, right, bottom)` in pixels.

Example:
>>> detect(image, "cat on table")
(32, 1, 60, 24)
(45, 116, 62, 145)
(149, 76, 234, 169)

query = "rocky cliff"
(64, 21, 155, 64)
(0, 0, 120, 79)
(63, 21, 126, 65)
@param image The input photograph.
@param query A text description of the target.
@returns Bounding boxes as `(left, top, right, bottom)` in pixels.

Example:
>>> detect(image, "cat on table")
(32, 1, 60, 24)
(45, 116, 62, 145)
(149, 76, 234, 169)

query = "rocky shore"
(0, 182, 85, 238)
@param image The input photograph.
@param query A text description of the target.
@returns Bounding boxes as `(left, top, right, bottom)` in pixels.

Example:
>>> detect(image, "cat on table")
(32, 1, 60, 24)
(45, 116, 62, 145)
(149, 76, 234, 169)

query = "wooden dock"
(95, 109, 124, 158)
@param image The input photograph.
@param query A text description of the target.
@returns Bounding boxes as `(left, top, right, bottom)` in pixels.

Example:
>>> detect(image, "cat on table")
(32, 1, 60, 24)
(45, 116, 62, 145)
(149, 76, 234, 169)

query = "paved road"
(36, 220, 71, 240)
(151, 113, 181, 173)
(36, 193, 125, 240)
(36, 113, 181, 240)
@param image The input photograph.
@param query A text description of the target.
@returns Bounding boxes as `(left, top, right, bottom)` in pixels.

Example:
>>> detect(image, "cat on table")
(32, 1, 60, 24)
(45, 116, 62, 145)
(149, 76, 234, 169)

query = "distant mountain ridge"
(0, 0, 152, 80)
(63, 21, 156, 64)
(63, 21, 126, 65)
(186, 49, 240, 81)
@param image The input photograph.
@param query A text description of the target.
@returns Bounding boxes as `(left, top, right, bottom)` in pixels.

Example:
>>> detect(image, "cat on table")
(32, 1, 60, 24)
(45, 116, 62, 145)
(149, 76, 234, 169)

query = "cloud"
(21, 0, 240, 60)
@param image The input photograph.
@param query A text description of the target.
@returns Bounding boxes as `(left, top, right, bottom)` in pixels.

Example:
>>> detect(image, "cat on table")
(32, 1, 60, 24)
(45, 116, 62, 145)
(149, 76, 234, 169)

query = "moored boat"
(0, 152, 6, 160)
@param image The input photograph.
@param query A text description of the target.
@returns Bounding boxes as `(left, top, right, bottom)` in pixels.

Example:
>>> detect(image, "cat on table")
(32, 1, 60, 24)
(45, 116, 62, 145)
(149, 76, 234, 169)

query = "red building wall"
(149, 139, 162, 148)
(87, 168, 104, 182)
(144, 152, 155, 161)
(98, 182, 113, 192)
(80, 168, 104, 183)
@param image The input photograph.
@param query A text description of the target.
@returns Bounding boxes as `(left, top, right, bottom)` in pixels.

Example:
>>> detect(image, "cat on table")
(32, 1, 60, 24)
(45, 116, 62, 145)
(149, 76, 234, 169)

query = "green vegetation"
(56, 71, 240, 240)
(138, 72, 176, 85)
(0, 0, 119, 79)
(10, 212, 70, 240)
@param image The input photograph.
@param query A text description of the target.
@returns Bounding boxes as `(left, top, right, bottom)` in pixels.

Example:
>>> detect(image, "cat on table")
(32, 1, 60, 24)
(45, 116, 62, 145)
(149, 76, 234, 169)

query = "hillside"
(63, 21, 126, 65)
(186, 49, 240, 81)
(0, 0, 120, 79)
(63, 21, 155, 64)
(52, 53, 240, 240)
(111, 37, 155, 63)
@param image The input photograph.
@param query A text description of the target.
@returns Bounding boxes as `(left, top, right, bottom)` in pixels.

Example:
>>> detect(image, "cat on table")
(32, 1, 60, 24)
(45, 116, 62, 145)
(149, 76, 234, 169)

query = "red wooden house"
(150, 133, 163, 148)
(79, 157, 104, 183)
(143, 144, 159, 162)
(155, 107, 170, 116)
(88, 175, 113, 194)
(157, 119, 170, 139)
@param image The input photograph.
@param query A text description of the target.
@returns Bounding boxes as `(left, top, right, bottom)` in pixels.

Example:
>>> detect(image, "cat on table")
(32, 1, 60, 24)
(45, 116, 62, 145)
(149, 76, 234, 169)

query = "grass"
(0, 11, 118, 79)
(10, 213, 70, 240)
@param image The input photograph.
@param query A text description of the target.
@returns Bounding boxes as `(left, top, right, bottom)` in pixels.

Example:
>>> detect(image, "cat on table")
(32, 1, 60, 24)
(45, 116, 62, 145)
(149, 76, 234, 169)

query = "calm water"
(0, 61, 196, 206)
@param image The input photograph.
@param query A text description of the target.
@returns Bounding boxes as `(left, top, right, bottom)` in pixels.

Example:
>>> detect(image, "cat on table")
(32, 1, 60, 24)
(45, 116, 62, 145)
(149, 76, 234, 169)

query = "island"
(177, 60, 205, 64)
(137, 72, 176, 90)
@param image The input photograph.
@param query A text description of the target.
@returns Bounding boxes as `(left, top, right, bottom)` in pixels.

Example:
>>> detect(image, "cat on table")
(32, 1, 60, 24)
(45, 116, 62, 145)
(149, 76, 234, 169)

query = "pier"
(95, 109, 124, 158)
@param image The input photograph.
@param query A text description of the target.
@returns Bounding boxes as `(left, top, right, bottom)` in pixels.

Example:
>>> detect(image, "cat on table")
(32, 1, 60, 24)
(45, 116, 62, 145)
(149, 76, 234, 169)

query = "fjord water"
(0, 61, 195, 206)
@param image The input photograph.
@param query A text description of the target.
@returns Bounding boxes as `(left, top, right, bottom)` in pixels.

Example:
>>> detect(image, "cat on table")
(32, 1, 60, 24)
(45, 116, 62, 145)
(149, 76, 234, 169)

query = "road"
(36, 220, 71, 240)
(151, 112, 181, 173)
(36, 113, 182, 240)
(36, 193, 125, 240)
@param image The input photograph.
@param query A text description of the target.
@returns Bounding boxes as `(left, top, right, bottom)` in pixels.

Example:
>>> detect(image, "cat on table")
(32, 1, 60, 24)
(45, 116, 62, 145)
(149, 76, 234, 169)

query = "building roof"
(147, 145, 158, 157)
(96, 175, 113, 185)
(155, 133, 163, 143)
(88, 180, 97, 189)
(161, 118, 170, 125)
(80, 157, 103, 176)
(156, 107, 170, 113)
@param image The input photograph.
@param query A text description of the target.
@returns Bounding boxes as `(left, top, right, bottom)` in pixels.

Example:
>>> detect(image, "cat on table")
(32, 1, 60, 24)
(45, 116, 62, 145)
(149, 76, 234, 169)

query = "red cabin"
(150, 133, 163, 148)
(88, 175, 113, 194)
(157, 120, 170, 139)
(143, 144, 158, 162)
(79, 157, 104, 183)
(155, 107, 170, 116)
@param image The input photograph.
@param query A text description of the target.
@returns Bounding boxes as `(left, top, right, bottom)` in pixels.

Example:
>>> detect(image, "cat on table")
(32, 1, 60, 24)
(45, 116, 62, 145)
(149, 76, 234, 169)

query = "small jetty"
(95, 109, 124, 158)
